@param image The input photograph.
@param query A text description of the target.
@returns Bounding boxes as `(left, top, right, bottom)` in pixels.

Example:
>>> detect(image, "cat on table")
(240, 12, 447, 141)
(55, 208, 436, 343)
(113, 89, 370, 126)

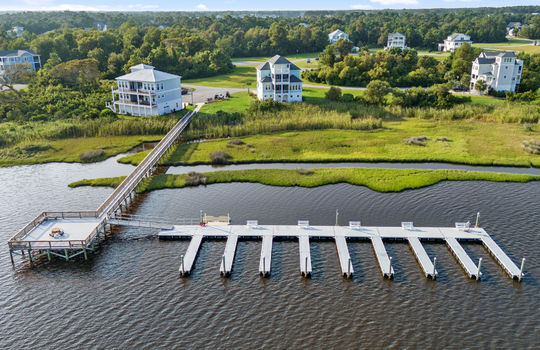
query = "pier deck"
(407, 237, 438, 279)
(179, 234, 203, 276)
(298, 235, 312, 277)
(220, 234, 238, 276)
(443, 235, 481, 279)
(480, 235, 521, 280)
(370, 235, 394, 279)
(334, 235, 354, 278)
(259, 234, 273, 277)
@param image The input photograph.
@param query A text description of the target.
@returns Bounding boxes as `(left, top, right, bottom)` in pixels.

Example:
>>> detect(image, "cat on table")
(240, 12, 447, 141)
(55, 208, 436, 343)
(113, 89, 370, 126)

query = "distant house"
(0, 49, 41, 76)
(7, 26, 24, 38)
(109, 64, 183, 116)
(385, 32, 406, 50)
(470, 51, 523, 92)
(506, 22, 522, 36)
(256, 55, 303, 103)
(438, 33, 473, 52)
(328, 29, 349, 44)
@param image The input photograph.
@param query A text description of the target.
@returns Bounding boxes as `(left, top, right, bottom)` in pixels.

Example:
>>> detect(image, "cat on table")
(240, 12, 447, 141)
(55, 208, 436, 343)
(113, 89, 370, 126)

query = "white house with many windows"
(470, 51, 523, 92)
(385, 32, 406, 50)
(256, 55, 303, 103)
(328, 29, 349, 44)
(438, 33, 473, 52)
(110, 64, 183, 117)
(0, 49, 41, 76)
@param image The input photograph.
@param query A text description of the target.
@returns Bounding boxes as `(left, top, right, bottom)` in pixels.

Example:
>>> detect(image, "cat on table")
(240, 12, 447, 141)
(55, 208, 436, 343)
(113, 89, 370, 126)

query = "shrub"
(325, 86, 342, 101)
(228, 139, 245, 146)
(403, 136, 428, 146)
(79, 148, 105, 161)
(522, 139, 540, 154)
(341, 93, 354, 102)
(100, 108, 116, 118)
(210, 151, 231, 164)
(296, 168, 314, 175)
(185, 172, 208, 186)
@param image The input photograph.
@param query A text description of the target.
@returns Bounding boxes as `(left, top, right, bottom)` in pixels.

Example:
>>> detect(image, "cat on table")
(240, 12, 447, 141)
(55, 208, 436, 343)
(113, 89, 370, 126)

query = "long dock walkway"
(179, 234, 203, 276)
(445, 237, 481, 279)
(407, 237, 438, 279)
(298, 235, 312, 277)
(370, 235, 394, 279)
(259, 235, 273, 277)
(480, 235, 521, 280)
(220, 234, 238, 276)
(334, 235, 354, 278)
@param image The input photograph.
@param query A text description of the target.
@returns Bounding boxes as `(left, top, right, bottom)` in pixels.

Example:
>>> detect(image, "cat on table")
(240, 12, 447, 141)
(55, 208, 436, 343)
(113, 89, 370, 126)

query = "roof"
(130, 63, 155, 71)
(290, 75, 302, 83)
(0, 49, 38, 57)
(447, 33, 471, 41)
(477, 57, 496, 64)
(389, 32, 405, 37)
(481, 51, 516, 58)
(260, 76, 272, 82)
(256, 55, 300, 71)
(329, 29, 345, 37)
(116, 65, 181, 82)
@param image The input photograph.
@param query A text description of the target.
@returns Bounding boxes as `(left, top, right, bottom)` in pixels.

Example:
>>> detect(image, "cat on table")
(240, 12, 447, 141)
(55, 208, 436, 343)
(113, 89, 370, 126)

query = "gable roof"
(116, 66, 181, 82)
(0, 49, 38, 57)
(257, 55, 300, 71)
(447, 33, 471, 41)
(290, 75, 302, 82)
(257, 61, 270, 70)
(268, 55, 291, 65)
(481, 51, 516, 59)
(389, 32, 405, 37)
(329, 29, 345, 37)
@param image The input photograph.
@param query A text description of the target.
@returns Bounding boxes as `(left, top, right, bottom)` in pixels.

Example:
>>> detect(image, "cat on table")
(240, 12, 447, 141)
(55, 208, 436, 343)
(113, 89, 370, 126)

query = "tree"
(49, 58, 100, 95)
(325, 86, 342, 101)
(332, 39, 353, 59)
(365, 80, 391, 104)
(0, 63, 35, 96)
(475, 79, 487, 94)
(43, 52, 62, 70)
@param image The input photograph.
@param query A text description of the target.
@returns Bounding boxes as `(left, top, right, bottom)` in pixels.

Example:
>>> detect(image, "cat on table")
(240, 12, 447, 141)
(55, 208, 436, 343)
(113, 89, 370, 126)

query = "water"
(1, 158, 539, 349)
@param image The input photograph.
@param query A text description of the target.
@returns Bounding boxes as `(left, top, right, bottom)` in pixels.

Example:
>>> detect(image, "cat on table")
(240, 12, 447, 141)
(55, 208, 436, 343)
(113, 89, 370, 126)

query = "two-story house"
(328, 29, 349, 44)
(110, 64, 183, 116)
(385, 33, 406, 50)
(256, 55, 303, 103)
(470, 51, 523, 92)
(438, 33, 473, 52)
(0, 49, 41, 76)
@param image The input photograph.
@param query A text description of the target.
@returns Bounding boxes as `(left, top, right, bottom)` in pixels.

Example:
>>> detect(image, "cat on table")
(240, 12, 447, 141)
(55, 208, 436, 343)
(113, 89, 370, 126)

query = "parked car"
(215, 93, 224, 100)
(181, 89, 189, 95)
(452, 85, 468, 92)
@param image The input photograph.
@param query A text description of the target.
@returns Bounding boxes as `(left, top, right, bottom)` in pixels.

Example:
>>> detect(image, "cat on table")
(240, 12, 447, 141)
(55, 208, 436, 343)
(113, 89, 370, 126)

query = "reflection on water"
(0, 158, 539, 348)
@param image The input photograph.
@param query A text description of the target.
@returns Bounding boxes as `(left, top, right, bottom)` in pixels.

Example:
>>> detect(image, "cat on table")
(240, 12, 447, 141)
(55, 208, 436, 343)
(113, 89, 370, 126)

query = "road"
(182, 84, 246, 103)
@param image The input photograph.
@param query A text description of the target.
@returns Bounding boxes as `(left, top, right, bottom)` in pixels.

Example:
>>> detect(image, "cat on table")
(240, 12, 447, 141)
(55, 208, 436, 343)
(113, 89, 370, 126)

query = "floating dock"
(159, 221, 525, 282)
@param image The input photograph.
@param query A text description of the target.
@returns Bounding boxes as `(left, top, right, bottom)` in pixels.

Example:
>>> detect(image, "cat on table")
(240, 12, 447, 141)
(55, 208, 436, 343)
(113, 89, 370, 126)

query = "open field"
(473, 39, 540, 54)
(68, 168, 540, 193)
(183, 66, 256, 88)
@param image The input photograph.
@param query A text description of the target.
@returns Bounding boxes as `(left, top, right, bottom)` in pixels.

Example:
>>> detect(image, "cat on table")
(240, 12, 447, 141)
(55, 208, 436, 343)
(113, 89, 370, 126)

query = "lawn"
(69, 168, 540, 194)
(473, 39, 540, 54)
(183, 66, 257, 88)
(469, 95, 507, 106)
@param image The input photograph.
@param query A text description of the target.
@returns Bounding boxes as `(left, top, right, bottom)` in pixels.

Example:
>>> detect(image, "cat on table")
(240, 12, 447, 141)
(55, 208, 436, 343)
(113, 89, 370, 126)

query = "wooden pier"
(158, 221, 525, 283)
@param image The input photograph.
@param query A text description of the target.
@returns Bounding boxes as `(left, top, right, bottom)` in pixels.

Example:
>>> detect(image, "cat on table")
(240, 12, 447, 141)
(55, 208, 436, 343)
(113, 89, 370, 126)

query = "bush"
(325, 86, 342, 101)
(341, 93, 354, 102)
(210, 151, 231, 164)
(403, 136, 428, 146)
(100, 108, 116, 118)
(522, 139, 540, 154)
(227, 139, 245, 146)
(185, 171, 208, 185)
(79, 148, 105, 161)
(296, 168, 314, 175)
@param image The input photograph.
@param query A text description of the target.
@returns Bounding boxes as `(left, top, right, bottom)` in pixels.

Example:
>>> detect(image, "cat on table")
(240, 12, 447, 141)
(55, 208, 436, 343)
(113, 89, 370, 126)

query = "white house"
(110, 64, 183, 117)
(0, 49, 41, 76)
(328, 29, 349, 44)
(7, 26, 24, 38)
(470, 51, 523, 92)
(385, 32, 406, 50)
(438, 33, 473, 52)
(256, 55, 303, 103)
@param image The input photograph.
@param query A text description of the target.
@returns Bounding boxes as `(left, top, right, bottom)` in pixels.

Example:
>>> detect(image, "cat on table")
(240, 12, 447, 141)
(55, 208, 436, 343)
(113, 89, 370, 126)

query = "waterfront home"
(7, 26, 24, 38)
(438, 33, 473, 52)
(328, 29, 349, 44)
(385, 32, 406, 50)
(256, 55, 303, 103)
(0, 49, 41, 76)
(470, 51, 523, 92)
(109, 64, 183, 116)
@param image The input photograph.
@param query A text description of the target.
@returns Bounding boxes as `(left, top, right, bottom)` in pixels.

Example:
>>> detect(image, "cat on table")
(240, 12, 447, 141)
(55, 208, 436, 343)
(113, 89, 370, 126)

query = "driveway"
(182, 84, 246, 104)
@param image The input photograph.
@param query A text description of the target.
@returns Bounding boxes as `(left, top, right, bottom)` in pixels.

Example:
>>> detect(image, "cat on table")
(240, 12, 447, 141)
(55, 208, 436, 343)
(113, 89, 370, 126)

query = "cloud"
(196, 4, 208, 10)
(369, 0, 419, 5)
(350, 4, 376, 9)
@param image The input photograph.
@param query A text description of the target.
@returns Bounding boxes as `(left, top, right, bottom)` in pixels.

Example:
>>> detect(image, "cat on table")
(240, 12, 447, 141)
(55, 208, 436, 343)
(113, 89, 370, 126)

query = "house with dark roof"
(470, 51, 523, 92)
(438, 33, 473, 52)
(0, 49, 41, 76)
(256, 55, 303, 102)
(109, 64, 183, 116)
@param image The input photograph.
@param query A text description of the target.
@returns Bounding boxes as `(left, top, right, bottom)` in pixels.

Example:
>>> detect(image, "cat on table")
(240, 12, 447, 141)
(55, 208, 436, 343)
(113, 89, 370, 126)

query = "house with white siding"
(470, 51, 523, 92)
(110, 64, 183, 116)
(256, 55, 303, 103)
(385, 32, 406, 50)
(328, 29, 349, 44)
(0, 49, 41, 76)
(438, 33, 473, 52)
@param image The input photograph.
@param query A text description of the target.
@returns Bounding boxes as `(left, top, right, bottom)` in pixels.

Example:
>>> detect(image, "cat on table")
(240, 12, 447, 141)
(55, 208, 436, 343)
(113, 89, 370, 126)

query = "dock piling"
(263, 257, 266, 276)
(9, 249, 14, 265)
(475, 212, 480, 228)
(222, 255, 226, 276)
(519, 258, 525, 282)
(432, 257, 437, 280)
(388, 257, 393, 277)
(305, 256, 308, 277)
(477, 258, 483, 280)
(180, 255, 185, 275)
(347, 258, 351, 278)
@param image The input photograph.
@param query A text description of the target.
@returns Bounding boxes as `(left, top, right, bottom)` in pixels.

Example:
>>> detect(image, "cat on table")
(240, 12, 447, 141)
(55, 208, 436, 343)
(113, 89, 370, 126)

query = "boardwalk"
(220, 234, 238, 276)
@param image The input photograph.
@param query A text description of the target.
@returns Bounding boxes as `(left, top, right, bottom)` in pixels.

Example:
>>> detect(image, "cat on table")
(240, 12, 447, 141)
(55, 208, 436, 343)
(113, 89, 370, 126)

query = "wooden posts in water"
(519, 258, 526, 282)
(475, 212, 480, 228)
(388, 257, 393, 278)
(432, 257, 437, 280)
(180, 255, 185, 276)
(477, 258, 483, 281)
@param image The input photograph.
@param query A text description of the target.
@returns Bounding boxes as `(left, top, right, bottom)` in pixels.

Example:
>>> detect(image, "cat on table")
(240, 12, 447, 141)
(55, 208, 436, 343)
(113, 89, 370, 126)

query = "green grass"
(68, 168, 540, 193)
(183, 66, 256, 88)
(0, 135, 163, 166)
(69, 176, 127, 188)
(472, 40, 540, 54)
(469, 95, 507, 106)
(119, 119, 540, 168)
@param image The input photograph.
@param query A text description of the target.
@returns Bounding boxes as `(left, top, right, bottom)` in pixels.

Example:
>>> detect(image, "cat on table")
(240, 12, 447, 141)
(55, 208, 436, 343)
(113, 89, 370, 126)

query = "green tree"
(325, 86, 342, 101)
(365, 80, 391, 104)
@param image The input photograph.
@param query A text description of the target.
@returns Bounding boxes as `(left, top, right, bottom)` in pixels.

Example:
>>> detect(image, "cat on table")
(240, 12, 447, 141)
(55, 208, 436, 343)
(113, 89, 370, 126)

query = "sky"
(0, 0, 538, 12)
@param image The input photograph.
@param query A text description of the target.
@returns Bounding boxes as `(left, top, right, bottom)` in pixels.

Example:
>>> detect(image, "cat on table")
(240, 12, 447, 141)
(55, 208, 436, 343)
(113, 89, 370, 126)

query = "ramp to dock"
(407, 237, 438, 279)
(370, 236, 394, 279)
(179, 234, 203, 276)
(335, 235, 354, 278)
(481, 235, 521, 280)
(298, 235, 312, 277)
(220, 234, 238, 276)
(259, 234, 273, 277)
(445, 237, 481, 279)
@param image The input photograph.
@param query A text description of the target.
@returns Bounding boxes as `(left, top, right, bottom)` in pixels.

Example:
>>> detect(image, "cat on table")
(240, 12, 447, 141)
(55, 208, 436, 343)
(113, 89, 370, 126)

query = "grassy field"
(473, 39, 540, 54)
(468, 95, 507, 106)
(183, 66, 257, 88)
(68, 168, 540, 193)
(118, 118, 540, 168)
(0, 135, 163, 166)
